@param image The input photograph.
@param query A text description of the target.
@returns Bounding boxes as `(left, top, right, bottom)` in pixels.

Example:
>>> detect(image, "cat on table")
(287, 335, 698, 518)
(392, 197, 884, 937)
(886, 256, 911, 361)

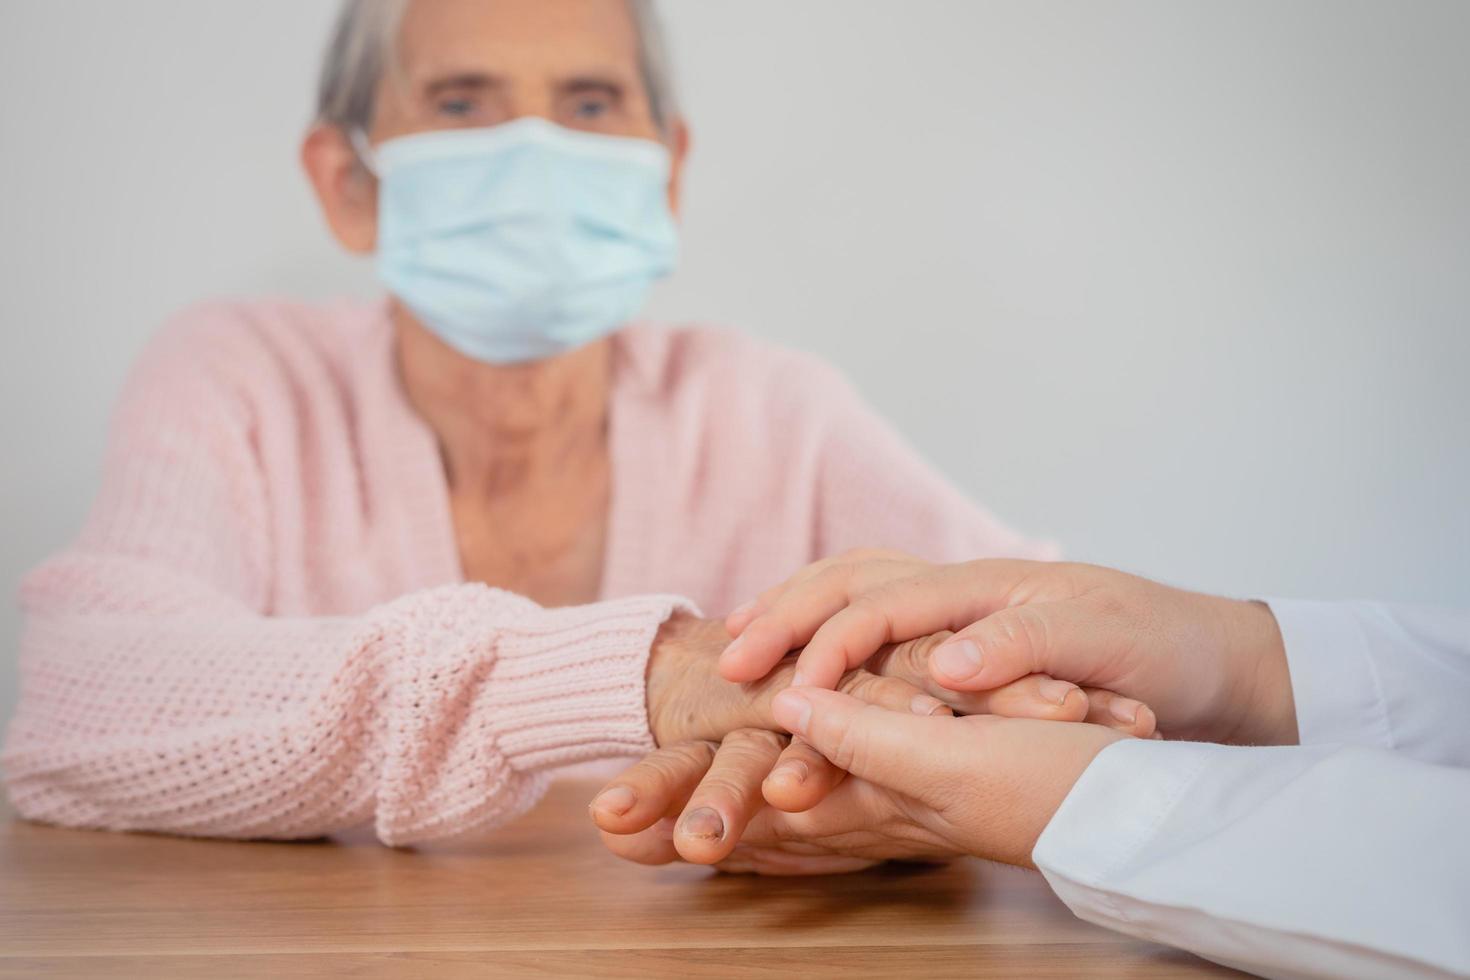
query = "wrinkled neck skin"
(392, 302, 612, 507)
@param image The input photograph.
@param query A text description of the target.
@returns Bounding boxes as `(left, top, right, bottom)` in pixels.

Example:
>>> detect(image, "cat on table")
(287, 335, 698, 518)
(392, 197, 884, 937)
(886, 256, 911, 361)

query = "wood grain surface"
(0, 780, 1241, 978)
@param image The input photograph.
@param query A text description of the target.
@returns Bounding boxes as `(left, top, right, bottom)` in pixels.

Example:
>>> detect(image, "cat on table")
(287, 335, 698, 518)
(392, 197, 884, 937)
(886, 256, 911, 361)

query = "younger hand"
(647, 612, 1155, 750)
(720, 555, 1293, 744)
(601, 621, 1151, 872)
(767, 687, 1124, 867)
(594, 691, 1125, 873)
(639, 612, 1156, 850)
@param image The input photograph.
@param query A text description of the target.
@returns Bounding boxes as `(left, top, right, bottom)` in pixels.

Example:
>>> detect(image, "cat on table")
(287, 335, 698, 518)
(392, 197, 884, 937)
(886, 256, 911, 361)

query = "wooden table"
(0, 780, 1240, 978)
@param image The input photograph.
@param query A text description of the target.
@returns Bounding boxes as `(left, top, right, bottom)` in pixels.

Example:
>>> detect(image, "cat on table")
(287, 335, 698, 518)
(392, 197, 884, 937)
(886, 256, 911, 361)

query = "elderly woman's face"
(373, 0, 663, 142)
(303, 0, 684, 264)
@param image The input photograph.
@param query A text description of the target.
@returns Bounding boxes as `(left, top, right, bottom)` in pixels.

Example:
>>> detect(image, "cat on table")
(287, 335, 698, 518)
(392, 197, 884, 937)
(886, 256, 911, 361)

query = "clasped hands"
(594, 552, 1293, 875)
(598, 554, 1152, 874)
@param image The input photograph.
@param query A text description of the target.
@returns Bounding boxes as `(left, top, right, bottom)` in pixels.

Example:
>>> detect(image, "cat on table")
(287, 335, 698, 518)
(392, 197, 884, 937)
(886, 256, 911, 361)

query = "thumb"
(772, 687, 950, 793)
(928, 598, 1117, 692)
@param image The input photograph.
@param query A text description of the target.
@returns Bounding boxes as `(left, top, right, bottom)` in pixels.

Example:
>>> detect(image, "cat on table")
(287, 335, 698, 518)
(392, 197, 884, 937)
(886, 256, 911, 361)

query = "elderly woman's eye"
(574, 97, 610, 119)
(437, 97, 476, 117)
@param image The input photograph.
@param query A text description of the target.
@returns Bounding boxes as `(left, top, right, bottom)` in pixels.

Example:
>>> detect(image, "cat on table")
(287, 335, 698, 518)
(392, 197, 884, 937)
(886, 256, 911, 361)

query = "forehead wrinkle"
(396, 0, 643, 73)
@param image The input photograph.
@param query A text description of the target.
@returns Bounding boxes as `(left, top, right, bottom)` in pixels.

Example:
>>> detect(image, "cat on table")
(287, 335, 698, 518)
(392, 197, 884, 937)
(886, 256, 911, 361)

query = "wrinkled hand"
(644, 613, 948, 813)
(595, 689, 1125, 874)
(645, 613, 945, 748)
(719, 553, 1293, 744)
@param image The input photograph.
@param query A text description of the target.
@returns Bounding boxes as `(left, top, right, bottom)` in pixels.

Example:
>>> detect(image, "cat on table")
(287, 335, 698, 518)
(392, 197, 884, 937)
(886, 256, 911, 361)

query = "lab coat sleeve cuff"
(1264, 598, 1393, 751)
(1032, 739, 1213, 927)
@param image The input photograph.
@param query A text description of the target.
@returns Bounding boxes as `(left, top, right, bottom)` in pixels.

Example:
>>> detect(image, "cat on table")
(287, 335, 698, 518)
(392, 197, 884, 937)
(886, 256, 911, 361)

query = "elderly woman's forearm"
(2, 550, 691, 844)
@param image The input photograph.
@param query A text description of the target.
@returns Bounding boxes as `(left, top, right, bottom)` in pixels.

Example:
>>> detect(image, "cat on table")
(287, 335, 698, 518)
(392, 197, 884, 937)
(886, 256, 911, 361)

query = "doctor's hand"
(720, 555, 1294, 745)
(593, 690, 1125, 873)
(648, 611, 1153, 750)
(600, 625, 1150, 873)
(643, 617, 1158, 840)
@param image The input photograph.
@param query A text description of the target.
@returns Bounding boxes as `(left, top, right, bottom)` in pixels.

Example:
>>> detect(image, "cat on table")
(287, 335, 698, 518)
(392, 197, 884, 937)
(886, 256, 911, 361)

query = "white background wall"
(1, 1, 1467, 727)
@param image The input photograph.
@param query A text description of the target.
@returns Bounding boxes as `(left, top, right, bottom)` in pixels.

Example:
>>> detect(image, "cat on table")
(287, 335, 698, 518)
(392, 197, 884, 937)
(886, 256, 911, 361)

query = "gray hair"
(315, 0, 679, 133)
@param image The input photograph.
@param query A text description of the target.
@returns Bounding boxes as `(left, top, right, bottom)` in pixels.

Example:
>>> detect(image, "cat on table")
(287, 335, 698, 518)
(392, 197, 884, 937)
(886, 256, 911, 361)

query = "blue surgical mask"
(354, 117, 679, 364)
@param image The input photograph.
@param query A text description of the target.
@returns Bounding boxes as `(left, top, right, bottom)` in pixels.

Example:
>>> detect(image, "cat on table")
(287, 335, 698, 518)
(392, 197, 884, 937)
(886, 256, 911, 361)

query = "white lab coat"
(1032, 600, 1470, 979)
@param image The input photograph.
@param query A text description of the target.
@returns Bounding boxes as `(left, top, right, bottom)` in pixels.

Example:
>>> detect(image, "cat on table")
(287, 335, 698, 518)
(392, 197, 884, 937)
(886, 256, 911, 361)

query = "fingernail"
(729, 599, 757, 620)
(591, 785, 636, 816)
(680, 806, 725, 841)
(719, 635, 744, 662)
(768, 759, 809, 785)
(932, 639, 983, 682)
(773, 689, 812, 734)
(791, 669, 809, 688)
(910, 694, 946, 716)
(1109, 698, 1140, 725)
(1039, 678, 1075, 706)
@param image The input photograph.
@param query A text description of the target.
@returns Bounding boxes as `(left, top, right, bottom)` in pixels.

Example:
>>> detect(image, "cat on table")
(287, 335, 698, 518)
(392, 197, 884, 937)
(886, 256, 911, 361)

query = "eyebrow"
(560, 73, 627, 97)
(422, 72, 504, 97)
(420, 69, 632, 99)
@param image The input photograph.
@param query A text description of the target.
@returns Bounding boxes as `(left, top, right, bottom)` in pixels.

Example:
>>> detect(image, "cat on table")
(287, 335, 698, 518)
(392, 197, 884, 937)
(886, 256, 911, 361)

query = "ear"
(664, 117, 691, 218)
(301, 124, 378, 254)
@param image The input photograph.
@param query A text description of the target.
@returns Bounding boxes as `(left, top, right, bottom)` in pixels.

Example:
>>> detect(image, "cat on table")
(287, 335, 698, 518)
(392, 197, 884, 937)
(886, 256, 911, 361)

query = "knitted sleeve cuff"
(478, 591, 700, 769)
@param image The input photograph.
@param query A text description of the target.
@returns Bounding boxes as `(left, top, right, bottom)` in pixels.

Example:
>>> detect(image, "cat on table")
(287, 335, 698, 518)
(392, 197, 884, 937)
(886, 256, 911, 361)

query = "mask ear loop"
(349, 128, 381, 177)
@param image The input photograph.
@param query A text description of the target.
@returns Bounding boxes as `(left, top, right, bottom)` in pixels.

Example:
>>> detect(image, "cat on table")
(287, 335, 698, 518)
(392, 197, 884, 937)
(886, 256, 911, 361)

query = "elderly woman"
(0, 0, 1073, 844)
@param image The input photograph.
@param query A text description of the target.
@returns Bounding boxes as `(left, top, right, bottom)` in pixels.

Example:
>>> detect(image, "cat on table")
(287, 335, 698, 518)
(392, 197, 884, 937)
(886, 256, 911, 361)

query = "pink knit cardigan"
(2, 300, 1052, 844)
